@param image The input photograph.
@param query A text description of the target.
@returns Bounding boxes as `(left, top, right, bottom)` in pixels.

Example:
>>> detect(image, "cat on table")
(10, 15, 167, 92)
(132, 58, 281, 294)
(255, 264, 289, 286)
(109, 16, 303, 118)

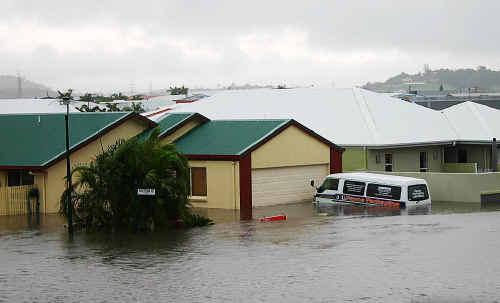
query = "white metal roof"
(170, 87, 457, 146)
(441, 101, 500, 142)
(0, 98, 79, 114)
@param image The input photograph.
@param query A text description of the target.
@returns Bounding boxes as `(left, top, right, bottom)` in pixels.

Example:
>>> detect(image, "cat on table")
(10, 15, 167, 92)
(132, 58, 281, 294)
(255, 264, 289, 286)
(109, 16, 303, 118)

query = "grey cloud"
(2, 0, 500, 91)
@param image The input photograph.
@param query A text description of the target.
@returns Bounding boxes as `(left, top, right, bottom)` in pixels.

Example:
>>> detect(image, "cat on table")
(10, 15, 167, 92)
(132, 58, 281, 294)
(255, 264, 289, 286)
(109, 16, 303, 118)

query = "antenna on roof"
(16, 72, 23, 99)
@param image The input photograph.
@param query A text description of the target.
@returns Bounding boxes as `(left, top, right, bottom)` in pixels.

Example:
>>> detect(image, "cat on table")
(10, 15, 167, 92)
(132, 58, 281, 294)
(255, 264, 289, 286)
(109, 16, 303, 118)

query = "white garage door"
(252, 164, 328, 207)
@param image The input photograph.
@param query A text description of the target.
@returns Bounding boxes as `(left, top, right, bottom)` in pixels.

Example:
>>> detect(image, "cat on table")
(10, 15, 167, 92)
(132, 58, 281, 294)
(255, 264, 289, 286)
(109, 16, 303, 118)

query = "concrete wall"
(442, 163, 477, 173)
(251, 125, 330, 169)
(44, 118, 149, 213)
(188, 160, 240, 209)
(381, 171, 500, 203)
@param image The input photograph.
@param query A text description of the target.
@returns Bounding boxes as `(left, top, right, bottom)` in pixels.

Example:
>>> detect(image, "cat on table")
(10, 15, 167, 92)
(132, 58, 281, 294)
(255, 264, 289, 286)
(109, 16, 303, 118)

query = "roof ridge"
(210, 118, 291, 122)
(158, 113, 196, 136)
(467, 101, 493, 139)
(41, 112, 133, 166)
(352, 88, 379, 144)
(236, 119, 291, 155)
(440, 110, 461, 140)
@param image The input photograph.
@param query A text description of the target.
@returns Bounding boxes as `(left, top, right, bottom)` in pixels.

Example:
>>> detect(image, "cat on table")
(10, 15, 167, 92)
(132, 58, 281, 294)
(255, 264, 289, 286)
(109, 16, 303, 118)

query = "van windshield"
(408, 184, 429, 201)
(318, 178, 339, 192)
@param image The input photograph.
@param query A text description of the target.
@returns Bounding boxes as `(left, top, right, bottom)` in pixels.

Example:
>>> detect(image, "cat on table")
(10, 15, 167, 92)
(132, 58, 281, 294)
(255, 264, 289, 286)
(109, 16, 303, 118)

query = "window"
(384, 153, 393, 172)
(366, 183, 402, 200)
(458, 149, 467, 163)
(419, 152, 428, 172)
(190, 167, 207, 196)
(375, 153, 381, 164)
(342, 180, 366, 196)
(408, 184, 429, 201)
(7, 171, 34, 187)
(317, 178, 339, 193)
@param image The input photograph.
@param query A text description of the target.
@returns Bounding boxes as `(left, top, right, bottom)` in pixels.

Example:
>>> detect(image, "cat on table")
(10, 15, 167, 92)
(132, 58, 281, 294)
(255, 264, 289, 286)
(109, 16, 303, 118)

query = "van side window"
(318, 178, 339, 192)
(408, 184, 429, 201)
(343, 180, 366, 196)
(366, 183, 402, 200)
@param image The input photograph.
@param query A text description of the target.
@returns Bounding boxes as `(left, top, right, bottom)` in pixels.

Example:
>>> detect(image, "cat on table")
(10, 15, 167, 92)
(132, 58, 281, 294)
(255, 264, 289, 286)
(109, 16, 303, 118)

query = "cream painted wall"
(251, 125, 330, 169)
(161, 118, 204, 145)
(44, 119, 149, 213)
(367, 146, 443, 172)
(188, 160, 240, 209)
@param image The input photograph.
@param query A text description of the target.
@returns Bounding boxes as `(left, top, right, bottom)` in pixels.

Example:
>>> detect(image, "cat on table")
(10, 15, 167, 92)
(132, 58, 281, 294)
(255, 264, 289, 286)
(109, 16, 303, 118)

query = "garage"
(173, 117, 343, 214)
(251, 164, 329, 207)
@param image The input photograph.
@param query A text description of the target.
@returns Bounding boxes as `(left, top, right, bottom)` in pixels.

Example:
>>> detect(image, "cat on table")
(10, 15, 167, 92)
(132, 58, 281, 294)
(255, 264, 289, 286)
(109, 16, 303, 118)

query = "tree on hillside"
(168, 86, 188, 95)
(60, 130, 212, 231)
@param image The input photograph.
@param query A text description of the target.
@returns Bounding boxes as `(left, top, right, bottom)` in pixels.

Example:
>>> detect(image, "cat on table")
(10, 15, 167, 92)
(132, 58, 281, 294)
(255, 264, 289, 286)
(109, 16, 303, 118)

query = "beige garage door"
(251, 164, 328, 207)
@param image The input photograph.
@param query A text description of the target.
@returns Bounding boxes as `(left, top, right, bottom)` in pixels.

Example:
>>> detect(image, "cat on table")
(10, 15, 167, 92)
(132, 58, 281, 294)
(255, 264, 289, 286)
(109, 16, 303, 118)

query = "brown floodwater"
(1, 202, 500, 302)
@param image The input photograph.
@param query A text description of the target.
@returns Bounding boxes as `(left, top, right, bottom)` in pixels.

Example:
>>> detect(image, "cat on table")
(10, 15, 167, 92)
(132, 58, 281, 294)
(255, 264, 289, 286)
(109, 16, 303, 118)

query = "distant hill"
(363, 66, 500, 93)
(0, 75, 57, 99)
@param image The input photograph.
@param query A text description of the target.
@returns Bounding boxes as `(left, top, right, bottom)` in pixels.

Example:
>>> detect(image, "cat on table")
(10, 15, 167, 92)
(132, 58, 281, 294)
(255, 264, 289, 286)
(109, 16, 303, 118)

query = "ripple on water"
(0, 204, 499, 302)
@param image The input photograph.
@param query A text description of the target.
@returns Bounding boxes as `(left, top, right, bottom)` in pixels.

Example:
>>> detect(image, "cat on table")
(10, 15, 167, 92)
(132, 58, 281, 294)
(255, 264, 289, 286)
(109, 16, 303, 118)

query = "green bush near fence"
(60, 129, 212, 231)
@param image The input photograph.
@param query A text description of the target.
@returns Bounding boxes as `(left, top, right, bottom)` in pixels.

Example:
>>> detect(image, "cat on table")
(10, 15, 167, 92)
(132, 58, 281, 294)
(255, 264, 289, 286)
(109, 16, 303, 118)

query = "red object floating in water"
(259, 215, 287, 222)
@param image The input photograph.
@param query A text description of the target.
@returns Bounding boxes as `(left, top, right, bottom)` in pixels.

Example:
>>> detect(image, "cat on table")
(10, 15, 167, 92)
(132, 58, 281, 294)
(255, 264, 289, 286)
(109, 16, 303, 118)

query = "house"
(0, 98, 80, 114)
(145, 113, 343, 213)
(168, 87, 500, 173)
(0, 112, 155, 214)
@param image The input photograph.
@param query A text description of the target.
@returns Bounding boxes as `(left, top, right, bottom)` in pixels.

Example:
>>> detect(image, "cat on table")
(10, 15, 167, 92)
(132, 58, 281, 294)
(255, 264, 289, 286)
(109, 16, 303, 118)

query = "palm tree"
(60, 130, 211, 231)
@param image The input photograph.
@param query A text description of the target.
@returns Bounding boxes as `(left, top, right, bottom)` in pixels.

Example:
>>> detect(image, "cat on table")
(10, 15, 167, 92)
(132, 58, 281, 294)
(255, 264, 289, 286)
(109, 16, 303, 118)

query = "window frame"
(189, 167, 207, 197)
(419, 151, 428, 172)
(7, 170, 34, 187)
(366, 183, 402, 201)
(384, 153, 393, 172)
(342, 180, 366, 196)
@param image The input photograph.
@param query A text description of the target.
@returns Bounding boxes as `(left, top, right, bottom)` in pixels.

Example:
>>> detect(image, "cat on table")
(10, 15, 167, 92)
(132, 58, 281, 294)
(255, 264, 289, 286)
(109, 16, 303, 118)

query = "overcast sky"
(2, 0, 500, 93)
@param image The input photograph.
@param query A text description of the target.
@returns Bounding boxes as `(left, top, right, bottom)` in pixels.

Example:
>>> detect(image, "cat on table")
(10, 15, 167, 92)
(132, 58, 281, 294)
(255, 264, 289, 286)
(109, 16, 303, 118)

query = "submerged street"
(1, 202, 500, 302)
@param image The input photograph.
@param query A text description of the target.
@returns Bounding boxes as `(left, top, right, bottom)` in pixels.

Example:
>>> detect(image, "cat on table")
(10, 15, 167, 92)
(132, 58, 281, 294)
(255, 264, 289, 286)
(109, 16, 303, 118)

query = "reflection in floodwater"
(1, 201, 500, 302)
(314, 203, 431, 217)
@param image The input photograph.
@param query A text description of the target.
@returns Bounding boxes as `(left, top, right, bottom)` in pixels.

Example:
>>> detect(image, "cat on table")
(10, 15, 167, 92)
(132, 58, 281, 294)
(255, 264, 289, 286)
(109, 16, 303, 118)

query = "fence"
(0, 185, 35, 216)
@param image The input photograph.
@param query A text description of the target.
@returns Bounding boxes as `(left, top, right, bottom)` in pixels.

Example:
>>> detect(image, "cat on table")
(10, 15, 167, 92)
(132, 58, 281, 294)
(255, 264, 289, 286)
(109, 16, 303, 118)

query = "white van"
(311, 172, 431, 208)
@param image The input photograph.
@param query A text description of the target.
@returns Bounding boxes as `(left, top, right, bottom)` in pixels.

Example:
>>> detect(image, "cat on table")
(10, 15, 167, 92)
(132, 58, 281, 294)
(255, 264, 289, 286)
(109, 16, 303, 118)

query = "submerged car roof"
(325, 172, 426, 186)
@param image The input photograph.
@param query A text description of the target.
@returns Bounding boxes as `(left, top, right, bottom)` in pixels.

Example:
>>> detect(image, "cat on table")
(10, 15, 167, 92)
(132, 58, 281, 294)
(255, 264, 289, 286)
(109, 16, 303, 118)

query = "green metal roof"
(138, 112, 200, 141)
(0, 112, 133, 167)
(174, 119, 290, 156)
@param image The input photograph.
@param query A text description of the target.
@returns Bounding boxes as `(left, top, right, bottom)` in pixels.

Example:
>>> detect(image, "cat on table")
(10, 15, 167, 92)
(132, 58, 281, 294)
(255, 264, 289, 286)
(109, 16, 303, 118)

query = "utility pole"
(58, 89, 74, 237)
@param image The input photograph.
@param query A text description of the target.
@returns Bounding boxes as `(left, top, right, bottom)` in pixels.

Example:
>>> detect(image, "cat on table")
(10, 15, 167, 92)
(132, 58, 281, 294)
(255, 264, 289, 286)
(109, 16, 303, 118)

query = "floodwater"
(1, 202, 500, 302)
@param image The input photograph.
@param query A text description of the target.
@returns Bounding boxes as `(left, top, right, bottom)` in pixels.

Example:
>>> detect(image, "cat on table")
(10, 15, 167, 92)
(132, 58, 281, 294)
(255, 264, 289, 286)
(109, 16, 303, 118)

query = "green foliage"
(168, 86, 188, 95)
(363, 66, 500, 92)
(122, 102, 145, 113)
(105, 103, 121, 112)
(79, 93, 94, 102)
(182, 213, 213, 227)
(57, 89, 73, 103)
(76, 104, 106, 112)
(60, 130, 211, 231)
